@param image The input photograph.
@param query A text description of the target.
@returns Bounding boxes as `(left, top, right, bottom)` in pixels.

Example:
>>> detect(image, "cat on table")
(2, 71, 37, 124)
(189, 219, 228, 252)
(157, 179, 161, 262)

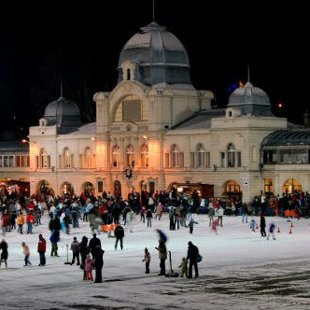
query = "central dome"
(118, 21, 192, 88)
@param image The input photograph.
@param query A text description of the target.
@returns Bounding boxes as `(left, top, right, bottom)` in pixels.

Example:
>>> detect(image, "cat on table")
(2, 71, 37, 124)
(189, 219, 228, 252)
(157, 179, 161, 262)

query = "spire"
(247, 64, 250, 83)
(152, 0, 155, 21)
(60, 79, 63, 98)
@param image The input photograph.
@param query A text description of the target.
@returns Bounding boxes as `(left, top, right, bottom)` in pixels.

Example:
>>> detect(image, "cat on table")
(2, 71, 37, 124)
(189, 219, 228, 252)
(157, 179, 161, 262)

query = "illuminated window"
(112, 145, 120, 167)
(15, 155, 30, 167)
(63, 147, 72, 168)
(39, 148, 50, 168)
(62, 182, 74, 195)
(264, 178, 273, 193)
(140, 144, 149, 167)
(97, 181, 103, 193)
(126, 144, 135, 167)
(283, 178, 302, 194)
(225, 180, 241, 193)
(83, 147, 93, 168)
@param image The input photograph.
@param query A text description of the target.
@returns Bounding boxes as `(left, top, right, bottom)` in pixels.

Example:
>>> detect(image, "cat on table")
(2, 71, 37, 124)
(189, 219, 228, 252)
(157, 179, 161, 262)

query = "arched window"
(283, 178, 302, 194)
(226, 143, 241, 168)
(127, 68, 131, 80)
(126, 144, 135, 167)
(171, 144, 184, 168)
(196, 143, 206, 167)
(140, 144, 149, 167)
(63, 147, 72, 168)
(62, 182, 74, 196)
(227, 143, 236, 167)
(224, 180, 242, 201)
(84, 147, 93, 168)
(112, 145, 120, 167)
(114, 180, 122, 198)
(82, 182, 95, 196)
(37, 148, 50, 168)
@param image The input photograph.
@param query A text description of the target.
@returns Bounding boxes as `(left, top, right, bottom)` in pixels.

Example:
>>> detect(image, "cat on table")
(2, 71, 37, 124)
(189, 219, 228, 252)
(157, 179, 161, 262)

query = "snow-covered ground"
(1, 213, 310, 310)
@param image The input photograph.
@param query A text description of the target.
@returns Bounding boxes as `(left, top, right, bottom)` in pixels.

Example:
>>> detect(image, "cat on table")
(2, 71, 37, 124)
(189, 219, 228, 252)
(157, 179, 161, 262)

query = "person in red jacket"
(37, 234, 47, 266)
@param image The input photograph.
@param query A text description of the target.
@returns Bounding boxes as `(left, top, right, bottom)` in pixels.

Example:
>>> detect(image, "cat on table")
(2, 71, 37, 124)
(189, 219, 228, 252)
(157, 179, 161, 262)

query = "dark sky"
(0, 1, 308, 139)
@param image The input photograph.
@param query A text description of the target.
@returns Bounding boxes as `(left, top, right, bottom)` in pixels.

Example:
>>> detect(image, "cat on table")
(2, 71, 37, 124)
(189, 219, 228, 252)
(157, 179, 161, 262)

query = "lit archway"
(223, 180, 242, 201)
(81, 182, 95, 196)
(282, 178, 302, 194)
(36, 180, 54, 196)
(60, 182, 74, 196)
(114, 180, 122, 198)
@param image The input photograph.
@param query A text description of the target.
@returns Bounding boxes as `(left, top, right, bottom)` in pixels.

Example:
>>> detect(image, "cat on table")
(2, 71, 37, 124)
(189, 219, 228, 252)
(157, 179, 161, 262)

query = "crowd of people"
(0, 187, 309, 280)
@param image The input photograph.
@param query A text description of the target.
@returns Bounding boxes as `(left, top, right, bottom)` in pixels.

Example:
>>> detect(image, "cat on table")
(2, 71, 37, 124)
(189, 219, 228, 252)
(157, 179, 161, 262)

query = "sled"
(165, 251, 179, 277)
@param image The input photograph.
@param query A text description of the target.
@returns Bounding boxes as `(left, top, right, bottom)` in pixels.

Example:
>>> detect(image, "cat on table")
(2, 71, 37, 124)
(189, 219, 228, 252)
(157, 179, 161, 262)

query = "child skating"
(178, 257, 188, 277)
(142, 247, 151, 274)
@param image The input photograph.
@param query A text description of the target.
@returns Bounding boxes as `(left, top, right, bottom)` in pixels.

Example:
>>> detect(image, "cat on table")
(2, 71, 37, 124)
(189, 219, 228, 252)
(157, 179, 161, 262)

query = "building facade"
(1, 21, 310, 203)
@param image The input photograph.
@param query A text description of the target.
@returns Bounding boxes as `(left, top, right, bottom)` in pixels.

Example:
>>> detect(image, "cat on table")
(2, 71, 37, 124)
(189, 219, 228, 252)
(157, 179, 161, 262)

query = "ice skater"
(267, 221, 276, 240)
(22, 241, 32, 266)
(142, 247, 151, 274)
(178, 256, 188, 278)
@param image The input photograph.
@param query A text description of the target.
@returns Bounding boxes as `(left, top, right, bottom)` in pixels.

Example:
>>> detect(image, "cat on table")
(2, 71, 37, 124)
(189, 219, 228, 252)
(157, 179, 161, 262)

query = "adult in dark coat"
(93, 246, 104, 283)
(49, 216, 61, 231)
(49, 229, 60, 256)
(89, 233, 101, 257)
(114, 225, 124, 250)
(79, 236, 89, 280)
(79, 236, 89, 268)
(186, 241, 199, 278)
(155, 239, 167, 275)
(260, 213, 266, 237)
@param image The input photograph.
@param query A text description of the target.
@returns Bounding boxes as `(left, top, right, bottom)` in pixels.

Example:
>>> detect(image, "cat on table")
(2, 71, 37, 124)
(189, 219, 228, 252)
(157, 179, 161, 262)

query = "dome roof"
(227, 82, 273, 116)
(118, 21, 192, 88)
(261, 129, 310, 147)
(43, 97, 83, 133)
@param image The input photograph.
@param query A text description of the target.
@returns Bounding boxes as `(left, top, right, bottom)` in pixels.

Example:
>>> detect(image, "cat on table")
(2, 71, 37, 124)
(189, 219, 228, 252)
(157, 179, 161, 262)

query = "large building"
(1, 21, 310, 203)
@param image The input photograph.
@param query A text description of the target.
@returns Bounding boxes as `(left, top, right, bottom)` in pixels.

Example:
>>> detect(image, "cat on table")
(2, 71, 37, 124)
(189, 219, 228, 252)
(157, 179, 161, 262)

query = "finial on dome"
(247, 64, 250, 83)
(152, 0, 156, 21)
(60, 79, 63, 98)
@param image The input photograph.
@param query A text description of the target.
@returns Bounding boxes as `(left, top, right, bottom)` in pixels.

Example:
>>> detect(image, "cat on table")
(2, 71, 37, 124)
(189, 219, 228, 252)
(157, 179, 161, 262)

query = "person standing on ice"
(188, 218, 197, 234)
(114, 224, 124, 250)
(249, 218, 256, 232)
(208, 200, 215, 227)
(0, 238, 8, 269)
(142, 247, 151, 274)
(178, 257, 188, 278)
(216, 205, 224, 227)
(22, 241, 32, 266)
(267, 221, 276, 240)
(241, 203, 248, 223)
(260, 213, 266, 237)
(37, 233, 47, 266)
(211, 218, 219, 234)
(93, 245, 104, 283)
(186, 241, 199, 278)
(155, 239, 167, 276)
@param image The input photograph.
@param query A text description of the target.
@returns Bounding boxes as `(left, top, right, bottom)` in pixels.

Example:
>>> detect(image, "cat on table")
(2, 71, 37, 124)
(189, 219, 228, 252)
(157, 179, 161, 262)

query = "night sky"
(0, 1, 307, 140)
